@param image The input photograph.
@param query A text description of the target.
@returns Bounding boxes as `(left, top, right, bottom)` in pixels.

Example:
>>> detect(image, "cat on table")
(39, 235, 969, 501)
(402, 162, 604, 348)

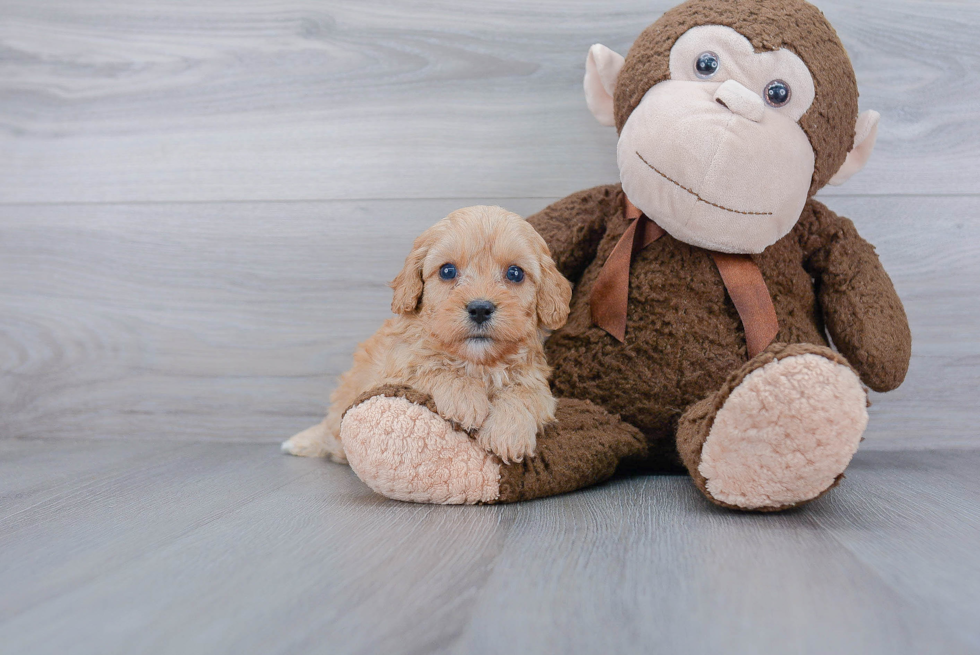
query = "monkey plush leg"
(496, 397, 648, 503)
(677, 343, 868, 511)
(340, 385, 647, 504)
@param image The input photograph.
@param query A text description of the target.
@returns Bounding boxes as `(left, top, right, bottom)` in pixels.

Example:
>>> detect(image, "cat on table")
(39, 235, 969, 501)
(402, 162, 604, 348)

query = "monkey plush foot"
(340, 385, 501, 504)
(677, 343, 868, 511)
(340, 385, 648, 504)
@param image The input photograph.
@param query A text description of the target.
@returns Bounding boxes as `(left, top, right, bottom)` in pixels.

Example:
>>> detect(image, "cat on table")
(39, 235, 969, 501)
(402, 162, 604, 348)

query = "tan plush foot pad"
(693, 345, 868, 510)
(340, 389, 501, 505)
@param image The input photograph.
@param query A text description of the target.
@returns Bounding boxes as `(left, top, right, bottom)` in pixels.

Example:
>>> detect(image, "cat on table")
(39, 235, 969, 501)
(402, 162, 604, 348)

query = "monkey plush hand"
(340, 0, 911, 510)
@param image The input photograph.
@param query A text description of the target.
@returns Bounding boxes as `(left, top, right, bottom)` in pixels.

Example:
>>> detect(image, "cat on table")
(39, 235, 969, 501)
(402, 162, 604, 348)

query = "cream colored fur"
(342, 395, 501, 504)
(282, 205, 572, 465)
(699, 353, 869, 509)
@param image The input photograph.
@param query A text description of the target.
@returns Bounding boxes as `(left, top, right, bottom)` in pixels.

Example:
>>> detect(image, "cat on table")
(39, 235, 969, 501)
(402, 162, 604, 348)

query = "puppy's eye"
(439, 263, 457, 281)
(505, 265, 525, 283)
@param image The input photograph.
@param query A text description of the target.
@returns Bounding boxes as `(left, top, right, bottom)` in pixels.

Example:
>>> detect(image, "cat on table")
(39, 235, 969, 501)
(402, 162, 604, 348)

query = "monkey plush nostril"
(466, 300, 496, 326)
(713, 79, 765, 123)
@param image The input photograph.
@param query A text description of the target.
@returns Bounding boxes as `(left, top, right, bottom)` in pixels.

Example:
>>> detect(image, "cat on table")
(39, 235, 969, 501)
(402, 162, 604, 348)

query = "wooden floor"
(0, 441, 978, 654)
(2, 0, 980, 653)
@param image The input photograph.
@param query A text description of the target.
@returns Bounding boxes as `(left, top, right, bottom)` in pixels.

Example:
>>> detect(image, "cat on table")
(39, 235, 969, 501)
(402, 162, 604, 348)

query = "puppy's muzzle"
(466, 300, 495, 326)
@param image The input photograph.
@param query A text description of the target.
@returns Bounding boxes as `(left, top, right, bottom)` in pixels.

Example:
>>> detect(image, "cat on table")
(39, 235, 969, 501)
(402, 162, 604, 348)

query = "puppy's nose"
(466, 300, 496, 325)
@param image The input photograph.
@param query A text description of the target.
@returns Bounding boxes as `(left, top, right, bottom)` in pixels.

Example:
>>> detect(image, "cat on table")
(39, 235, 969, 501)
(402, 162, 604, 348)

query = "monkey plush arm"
(799, 200, 911, 392)
(527, 184, 621, 283)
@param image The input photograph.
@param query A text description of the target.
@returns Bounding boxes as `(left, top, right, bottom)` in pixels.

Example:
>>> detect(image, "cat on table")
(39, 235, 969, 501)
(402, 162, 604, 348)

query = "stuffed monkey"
(338, 0, 911, 511)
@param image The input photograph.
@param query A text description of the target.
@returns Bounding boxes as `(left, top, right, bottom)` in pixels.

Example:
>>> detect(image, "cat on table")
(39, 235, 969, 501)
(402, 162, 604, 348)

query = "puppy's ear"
(536, 253, 572, 330)
(390, 232, 431, 314)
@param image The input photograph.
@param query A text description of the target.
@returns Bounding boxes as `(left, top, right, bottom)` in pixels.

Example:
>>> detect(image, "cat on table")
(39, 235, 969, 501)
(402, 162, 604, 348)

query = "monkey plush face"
(584, 0, 880, 254)
(619, 25, 818, 252)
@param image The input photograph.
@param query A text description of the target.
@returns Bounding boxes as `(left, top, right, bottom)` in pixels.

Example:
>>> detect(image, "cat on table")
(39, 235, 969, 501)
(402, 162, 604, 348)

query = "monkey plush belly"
(546, 238, 744, 442)
(546, 228, 827, 442)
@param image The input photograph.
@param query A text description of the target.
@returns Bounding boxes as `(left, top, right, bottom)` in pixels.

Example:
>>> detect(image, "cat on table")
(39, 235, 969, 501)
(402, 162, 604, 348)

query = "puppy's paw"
(432, 388, 490, 432)
(478, 405, 538, 464)
(282, 421, 347, 463)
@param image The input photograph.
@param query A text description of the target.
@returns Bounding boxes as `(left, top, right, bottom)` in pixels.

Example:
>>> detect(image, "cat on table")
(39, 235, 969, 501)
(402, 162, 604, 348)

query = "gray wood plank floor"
(1, 442, 978, 655)
(2, 0, 979, 653)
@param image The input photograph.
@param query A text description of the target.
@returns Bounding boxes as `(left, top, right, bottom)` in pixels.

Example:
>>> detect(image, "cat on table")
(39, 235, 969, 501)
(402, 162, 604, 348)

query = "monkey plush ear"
(828, 110, 880, 186)
(584, 44, 626, 127)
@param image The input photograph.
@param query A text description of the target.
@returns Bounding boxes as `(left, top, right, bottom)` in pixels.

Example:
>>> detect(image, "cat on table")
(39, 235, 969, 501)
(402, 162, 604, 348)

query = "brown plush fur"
(530, 185, 909, 452)
(346, 383, 442, 420)
(614, 0, 858, 195)
(496, 398, 649, 503)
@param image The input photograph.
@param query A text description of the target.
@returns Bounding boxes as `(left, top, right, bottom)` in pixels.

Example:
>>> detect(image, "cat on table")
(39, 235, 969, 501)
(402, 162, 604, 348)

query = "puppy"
(282, 205, 572, 464)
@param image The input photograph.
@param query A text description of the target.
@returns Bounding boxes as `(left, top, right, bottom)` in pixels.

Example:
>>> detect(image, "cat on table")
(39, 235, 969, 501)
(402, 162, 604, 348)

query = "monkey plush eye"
(505, 265, 525, 283)
(695, 52, 720, 78)
(439, 263, 457, 280)
(764, 80, 792, 107)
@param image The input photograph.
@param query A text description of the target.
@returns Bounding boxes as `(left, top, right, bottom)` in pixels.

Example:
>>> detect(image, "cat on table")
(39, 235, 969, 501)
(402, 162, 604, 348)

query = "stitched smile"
(635, 151, 773, 217)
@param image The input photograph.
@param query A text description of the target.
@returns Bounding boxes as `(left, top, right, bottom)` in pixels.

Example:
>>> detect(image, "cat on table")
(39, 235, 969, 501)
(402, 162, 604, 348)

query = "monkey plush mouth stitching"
(635, 151, 773, 217)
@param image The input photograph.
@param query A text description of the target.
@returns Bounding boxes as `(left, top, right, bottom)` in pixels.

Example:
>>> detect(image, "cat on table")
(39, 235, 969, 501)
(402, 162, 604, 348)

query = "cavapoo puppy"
(282, 205, 572, 464)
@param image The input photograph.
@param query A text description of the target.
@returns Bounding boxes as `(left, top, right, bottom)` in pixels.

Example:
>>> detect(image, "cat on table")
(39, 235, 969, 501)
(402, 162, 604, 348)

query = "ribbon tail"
(590, 218, 640, 342)
(711, 252, 780, 358)
(590, 196, 667, 342)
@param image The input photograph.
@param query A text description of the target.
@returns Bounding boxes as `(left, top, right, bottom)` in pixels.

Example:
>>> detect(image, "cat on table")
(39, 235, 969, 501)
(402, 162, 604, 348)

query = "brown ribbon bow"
(590, 196, 779, 359)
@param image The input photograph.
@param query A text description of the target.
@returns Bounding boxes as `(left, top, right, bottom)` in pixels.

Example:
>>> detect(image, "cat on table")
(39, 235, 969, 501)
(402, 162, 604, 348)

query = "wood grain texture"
(0, 442, 977, 654)
(1, 196, 977, 447)
(811, 451, 980, 651)
(0, 442, 315, 623)
(0, 438, 181, 520)
(0, 0, 978, 203)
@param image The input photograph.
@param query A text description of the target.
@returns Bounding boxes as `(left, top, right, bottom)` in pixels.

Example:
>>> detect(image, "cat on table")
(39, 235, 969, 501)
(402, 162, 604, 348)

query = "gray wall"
(1, 0, 978, 448)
